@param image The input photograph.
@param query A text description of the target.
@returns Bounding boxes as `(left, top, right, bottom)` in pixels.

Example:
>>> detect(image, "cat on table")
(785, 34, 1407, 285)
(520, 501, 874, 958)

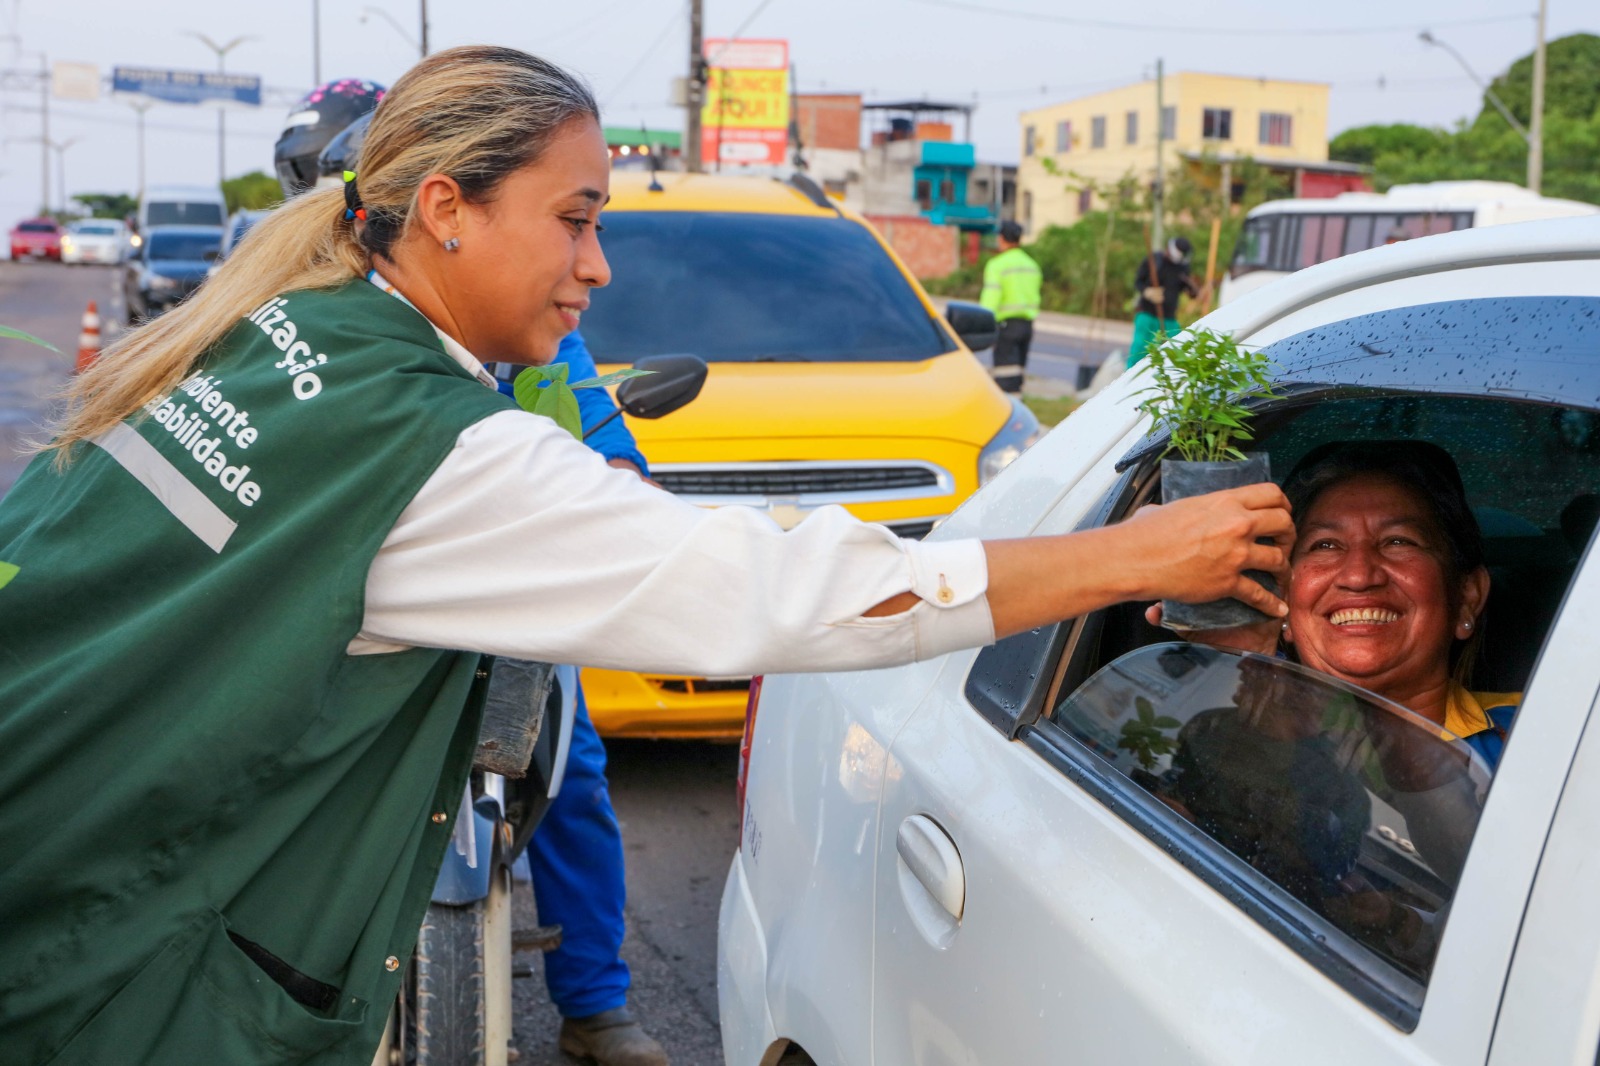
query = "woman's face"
(1286, 473, 1481, 701)
(449, 116, 612, 364)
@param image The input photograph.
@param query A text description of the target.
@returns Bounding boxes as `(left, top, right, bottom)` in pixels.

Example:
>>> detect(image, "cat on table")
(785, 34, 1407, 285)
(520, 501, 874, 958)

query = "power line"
(908, 0, 1532, 38)
(602, 2, 688, 108)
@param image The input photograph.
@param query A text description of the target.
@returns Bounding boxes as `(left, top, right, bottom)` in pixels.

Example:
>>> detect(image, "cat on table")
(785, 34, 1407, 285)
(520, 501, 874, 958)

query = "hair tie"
(342, 170, 367, 222)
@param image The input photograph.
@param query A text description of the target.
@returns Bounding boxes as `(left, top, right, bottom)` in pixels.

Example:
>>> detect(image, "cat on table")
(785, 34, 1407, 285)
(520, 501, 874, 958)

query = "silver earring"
(1281, 623, 1289, 631)
(443, 237, 460, 252)
(1462, 621, 1472, 630)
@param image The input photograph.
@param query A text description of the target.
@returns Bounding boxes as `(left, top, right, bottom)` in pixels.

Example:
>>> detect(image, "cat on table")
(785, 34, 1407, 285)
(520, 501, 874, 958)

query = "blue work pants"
(527, 689, 630, 1018)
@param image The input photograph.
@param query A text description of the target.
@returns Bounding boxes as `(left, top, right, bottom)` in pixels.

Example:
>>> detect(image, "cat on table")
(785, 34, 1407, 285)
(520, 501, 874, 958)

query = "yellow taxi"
(581, 170, 1038, 738)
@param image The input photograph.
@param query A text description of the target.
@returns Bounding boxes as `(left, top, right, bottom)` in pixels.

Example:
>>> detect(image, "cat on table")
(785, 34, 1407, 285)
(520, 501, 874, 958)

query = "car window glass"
(580, 211, 950, 363)
(1053, 643, 1491, 985)
(147, 232, 221, 261)
(146, 202, 225, 227)
(75, 224, 118, 236)
(18, 222, 55, 233)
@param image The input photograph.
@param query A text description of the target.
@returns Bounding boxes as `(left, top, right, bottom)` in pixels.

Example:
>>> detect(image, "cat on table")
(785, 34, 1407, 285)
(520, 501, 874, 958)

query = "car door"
(871, 442, 1600, 1066)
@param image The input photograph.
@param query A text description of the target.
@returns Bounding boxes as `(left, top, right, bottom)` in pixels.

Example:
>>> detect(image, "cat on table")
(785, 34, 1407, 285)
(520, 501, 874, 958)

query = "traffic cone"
(75, 300, 101, 374)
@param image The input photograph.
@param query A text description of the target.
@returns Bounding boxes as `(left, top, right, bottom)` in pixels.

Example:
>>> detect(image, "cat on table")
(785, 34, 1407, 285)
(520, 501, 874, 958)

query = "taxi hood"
(600, 351, 1012, 446)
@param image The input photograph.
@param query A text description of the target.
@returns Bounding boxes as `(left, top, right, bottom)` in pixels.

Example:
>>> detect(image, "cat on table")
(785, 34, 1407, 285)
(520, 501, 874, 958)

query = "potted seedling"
(1134, 326, 1277, 630)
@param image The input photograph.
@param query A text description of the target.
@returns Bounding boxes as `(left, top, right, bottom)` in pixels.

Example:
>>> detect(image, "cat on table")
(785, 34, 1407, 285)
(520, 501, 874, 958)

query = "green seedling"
(0, 324, 59, 352)
(1134, 327, 1275, 462)
(512, 364, 654, 441)
(1118, 696, 1181, 770)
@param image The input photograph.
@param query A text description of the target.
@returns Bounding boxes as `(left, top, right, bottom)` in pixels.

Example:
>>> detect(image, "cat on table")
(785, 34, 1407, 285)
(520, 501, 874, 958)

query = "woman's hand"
(980, 483, 1293, 640)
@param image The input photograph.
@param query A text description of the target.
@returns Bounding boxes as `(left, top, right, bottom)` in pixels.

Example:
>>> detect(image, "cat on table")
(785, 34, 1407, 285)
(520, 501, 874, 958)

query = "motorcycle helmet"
(273, 78, 386, 197)
(317, 110, 374, 185)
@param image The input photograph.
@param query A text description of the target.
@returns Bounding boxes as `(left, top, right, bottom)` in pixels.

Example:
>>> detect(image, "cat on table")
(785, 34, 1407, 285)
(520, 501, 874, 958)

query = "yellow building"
(1016, 72, 1332, 234)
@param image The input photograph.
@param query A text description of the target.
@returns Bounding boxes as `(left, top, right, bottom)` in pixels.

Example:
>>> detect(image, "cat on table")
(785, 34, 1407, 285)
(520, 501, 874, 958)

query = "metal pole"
(1152, 58, 1165, 251)
(134, 103, 149, 205)
(686, 0, 704, 173)
(38, 53, 48, 212)
(312, 0, 321, 83)
(217, 52, 227, 185)
(1528, 0, 1546, 193)
(419, 0, 428, 56)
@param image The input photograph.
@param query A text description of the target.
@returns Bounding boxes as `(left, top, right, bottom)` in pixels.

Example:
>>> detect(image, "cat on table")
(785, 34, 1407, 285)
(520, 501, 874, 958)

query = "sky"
(0, 0, 1592, 226)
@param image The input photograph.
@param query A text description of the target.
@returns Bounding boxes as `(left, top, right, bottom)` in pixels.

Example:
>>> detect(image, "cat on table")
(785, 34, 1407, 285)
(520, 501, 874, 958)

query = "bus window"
(1230, 215, 1277, 277)
(1296, 215, 1322, 268)
(1343, 215, 1374, 256)
(1317, 215, 1346, 264)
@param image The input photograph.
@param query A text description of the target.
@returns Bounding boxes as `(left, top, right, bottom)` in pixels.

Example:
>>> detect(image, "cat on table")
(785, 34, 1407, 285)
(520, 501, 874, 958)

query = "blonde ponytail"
(44, 45, 597, 460)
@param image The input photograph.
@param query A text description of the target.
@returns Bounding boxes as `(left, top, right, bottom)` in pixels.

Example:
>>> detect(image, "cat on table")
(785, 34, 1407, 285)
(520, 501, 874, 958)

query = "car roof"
(604, 171, 843, 216)
(143, 185, 226, 200)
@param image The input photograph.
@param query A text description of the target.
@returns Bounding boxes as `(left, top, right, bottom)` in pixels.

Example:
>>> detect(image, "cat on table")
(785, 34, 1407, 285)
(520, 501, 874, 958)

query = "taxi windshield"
(580, 211, 952, 363)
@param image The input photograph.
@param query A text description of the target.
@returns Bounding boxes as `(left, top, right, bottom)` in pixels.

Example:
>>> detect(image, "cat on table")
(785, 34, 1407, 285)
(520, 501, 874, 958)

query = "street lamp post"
(129, 101, 152, 205)
(1419, 23, 1547, 193)
(185, 32, 254, 187)
(51, 136, 80, 213)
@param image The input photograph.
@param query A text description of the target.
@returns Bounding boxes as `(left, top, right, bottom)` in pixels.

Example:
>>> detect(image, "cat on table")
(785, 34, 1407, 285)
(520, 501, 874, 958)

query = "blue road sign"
(113, 66, 261, 107)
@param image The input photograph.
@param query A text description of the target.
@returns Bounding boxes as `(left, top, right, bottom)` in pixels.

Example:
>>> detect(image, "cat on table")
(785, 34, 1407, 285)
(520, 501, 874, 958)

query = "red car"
(9, 218, 62, 261)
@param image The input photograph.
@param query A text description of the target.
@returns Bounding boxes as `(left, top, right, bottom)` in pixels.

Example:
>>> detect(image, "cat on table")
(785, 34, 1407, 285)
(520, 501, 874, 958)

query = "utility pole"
(1152, 57, 1165, 251)
(686, 0, 704, 173)
(1528, 0, 1547, 193)
(37, 51, 48, 213)
(130, 101, 152, 205)
(185, 33, 253, 187)
(419, 0, 429, 55)
(312, 0, 321, 84)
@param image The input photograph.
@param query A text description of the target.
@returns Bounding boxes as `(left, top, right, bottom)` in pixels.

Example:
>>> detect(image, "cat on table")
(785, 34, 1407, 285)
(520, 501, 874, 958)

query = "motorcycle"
(373, 354, 709, 1066)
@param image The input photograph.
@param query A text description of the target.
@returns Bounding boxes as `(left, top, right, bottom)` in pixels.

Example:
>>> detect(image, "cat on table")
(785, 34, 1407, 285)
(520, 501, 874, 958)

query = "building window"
(1022, 190, 1033, 229)
(1202, 107, 1233, 141)
(1125, 110, 1138, 145)
(1091, 115, 1107, 149)
(915, 179, 932, 210)
(1160, 105, 1176, 140)
(1024, 125, 1036, 157)
(1056, 120, 1072, 153)
(1077, 188, 1092, 215)
(1259, 111, 1293, 147)
(940, 178, 955, 204)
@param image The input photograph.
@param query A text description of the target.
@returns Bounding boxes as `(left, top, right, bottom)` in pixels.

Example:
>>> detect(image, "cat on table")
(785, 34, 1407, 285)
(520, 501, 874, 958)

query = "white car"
(61, 219, 128, 265)
(720, 216, 1600, 1066)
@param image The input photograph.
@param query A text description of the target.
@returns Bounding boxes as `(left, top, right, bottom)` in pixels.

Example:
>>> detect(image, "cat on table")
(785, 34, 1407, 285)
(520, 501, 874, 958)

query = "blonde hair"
(45, 46, 597, 459)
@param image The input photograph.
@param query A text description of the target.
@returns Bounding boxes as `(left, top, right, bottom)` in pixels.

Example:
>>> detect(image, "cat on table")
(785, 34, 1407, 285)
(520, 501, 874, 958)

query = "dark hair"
(999, 220, 1024, 244)
(1281, 440, 1486, 683)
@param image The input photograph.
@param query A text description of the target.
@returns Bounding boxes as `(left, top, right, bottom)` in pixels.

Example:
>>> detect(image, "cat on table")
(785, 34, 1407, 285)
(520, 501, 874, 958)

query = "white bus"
(1219, 180, 1599, 305)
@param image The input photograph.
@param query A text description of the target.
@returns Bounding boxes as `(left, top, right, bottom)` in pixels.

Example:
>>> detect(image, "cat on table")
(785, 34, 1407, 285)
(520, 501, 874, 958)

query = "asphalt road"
(512, 740, 738, 1064)
(0, 260, 123, 494)
(0, 264, 738, 1063)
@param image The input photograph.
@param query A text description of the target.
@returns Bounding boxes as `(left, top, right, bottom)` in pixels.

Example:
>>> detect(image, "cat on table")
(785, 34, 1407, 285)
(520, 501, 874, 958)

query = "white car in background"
(719, 217, 1600, 1065)
(61, 219, 128, 265)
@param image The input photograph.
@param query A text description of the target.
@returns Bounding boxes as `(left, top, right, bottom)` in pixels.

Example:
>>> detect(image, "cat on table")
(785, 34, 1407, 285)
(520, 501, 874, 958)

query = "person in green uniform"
(978, 220, 1042, 393)
(0, 46, 1295, 1066)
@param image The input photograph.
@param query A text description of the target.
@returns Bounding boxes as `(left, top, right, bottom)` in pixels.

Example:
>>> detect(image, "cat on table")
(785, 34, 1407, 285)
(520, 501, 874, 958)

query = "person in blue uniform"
(496, 332, 666, 1066)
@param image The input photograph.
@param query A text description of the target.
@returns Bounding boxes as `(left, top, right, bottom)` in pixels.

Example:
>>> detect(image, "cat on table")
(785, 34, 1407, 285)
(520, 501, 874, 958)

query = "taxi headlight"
(978, 397, 1042, 486)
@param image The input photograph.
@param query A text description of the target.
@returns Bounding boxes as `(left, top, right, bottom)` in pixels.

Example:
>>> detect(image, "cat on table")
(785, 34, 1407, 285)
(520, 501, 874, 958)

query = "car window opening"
(1027, 391, 1598, 1007)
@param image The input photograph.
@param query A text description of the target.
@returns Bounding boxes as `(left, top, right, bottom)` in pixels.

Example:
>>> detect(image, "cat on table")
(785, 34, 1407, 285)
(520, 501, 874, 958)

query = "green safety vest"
(979, 246, 1042, 322)
(0, 279, 514, 1065)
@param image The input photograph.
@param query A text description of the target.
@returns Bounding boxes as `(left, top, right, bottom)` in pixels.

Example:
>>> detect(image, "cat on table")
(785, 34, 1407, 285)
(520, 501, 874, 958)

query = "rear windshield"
(18, 222, 56, 233)
(148, 231, 220, 261)
(146, 202, 225, 227)
(580, 211, 951, 363)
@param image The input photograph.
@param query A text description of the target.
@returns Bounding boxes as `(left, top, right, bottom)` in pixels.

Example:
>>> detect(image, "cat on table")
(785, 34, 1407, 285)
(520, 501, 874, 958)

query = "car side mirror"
(945, 301, 998, 352)
(617, 354, 708, 420)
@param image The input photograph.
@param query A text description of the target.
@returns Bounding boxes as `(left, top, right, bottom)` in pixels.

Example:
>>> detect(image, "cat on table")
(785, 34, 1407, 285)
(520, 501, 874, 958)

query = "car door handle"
(896, 814, 965, 922)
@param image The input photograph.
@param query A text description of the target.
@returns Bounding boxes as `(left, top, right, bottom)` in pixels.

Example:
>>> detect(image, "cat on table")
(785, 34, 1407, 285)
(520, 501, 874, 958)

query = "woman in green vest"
(0, 46, 1293, 1066)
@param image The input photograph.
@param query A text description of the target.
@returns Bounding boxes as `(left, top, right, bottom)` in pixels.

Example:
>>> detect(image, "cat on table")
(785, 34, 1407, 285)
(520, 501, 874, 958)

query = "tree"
(1328, 33, 1600, 205)
(73, 192, 138, 220)
(222, 171, 284, 213)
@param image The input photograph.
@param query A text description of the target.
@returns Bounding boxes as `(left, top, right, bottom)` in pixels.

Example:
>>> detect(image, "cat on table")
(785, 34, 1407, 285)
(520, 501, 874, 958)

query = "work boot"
(557, 1006, 668, 1066)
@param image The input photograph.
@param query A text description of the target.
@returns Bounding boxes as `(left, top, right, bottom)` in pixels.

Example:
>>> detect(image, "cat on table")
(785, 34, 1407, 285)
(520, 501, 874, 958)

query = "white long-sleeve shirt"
(351, 283, 995, 675)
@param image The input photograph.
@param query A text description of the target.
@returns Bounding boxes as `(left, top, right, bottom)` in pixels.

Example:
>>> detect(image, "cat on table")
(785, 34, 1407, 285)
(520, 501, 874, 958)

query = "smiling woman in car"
(1167, 439, 1519, 770)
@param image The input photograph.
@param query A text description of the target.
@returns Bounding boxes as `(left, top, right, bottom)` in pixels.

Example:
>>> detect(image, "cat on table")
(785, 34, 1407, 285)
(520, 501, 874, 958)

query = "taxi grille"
(653, 463, 945, 499)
